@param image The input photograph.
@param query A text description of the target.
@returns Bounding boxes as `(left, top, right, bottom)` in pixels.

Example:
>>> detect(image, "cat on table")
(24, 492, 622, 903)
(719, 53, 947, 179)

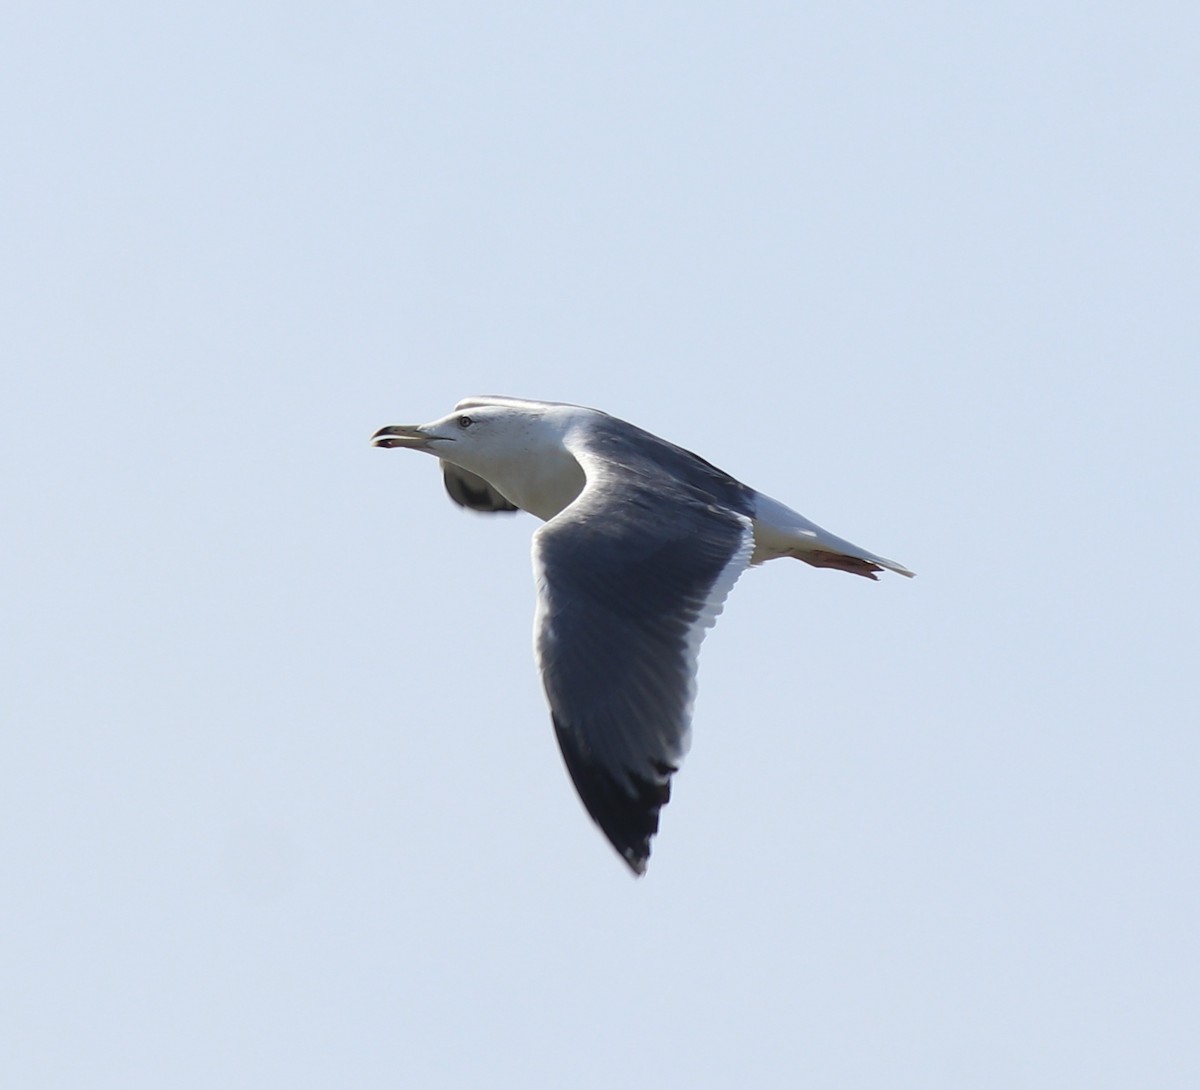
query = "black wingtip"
(552, 715, 673, 876)
(622, 850, 649, 877)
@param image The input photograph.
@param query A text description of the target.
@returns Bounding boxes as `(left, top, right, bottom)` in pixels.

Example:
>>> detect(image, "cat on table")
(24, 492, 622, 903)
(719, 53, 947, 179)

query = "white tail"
(749, 492, 914, 580)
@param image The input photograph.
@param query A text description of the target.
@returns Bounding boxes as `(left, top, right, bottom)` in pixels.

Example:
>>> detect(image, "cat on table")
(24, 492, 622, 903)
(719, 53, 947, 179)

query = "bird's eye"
(457, 415, 473, 429)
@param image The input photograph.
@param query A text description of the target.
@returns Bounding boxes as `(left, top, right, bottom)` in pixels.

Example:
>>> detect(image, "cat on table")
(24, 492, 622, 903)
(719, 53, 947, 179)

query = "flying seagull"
(373, 396, 912, 874)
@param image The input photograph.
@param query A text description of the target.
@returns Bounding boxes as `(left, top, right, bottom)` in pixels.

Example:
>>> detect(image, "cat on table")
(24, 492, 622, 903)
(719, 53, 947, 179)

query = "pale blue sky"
(3, 3, 1198, 1087)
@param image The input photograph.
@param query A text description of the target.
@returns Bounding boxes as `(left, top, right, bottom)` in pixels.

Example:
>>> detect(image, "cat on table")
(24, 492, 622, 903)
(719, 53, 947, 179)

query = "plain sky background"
(3, 3, 1198, 1087)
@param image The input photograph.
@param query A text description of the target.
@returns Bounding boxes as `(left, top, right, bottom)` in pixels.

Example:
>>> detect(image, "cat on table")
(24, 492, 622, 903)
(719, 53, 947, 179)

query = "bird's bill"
(372, 424, 431, 450)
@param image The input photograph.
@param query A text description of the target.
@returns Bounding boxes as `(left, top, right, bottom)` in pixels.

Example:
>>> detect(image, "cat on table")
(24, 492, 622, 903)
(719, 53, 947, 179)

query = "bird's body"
(374, 396, 911, 874)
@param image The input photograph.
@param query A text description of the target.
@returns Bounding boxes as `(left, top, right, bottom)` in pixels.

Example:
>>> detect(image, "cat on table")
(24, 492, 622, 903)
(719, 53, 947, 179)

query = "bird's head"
(372, 396, 589, 491)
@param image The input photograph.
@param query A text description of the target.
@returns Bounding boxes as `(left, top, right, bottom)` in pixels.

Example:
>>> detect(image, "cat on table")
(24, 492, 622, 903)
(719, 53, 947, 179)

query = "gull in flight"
(373, 396, 912, 874)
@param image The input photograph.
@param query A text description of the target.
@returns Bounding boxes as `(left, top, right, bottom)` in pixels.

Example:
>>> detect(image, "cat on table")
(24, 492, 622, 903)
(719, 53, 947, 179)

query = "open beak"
(372, 424, 431, 450)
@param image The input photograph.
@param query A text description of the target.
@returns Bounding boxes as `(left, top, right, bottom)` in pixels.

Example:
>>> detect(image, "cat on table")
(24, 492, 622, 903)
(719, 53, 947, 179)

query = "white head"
(372, 396, 591, 519)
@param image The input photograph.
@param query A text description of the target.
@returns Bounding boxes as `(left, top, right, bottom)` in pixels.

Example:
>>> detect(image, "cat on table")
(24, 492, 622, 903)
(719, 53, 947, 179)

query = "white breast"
(486, 447, 587, 521)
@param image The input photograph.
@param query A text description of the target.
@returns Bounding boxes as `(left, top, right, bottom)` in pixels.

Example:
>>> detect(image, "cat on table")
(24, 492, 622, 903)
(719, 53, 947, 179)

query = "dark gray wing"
(441, 462, 518, 513)
(532, 458, 753, 874)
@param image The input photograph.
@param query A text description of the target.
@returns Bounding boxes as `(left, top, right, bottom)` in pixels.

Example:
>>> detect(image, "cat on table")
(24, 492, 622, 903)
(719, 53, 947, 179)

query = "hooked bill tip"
(371, 424, 429, 449)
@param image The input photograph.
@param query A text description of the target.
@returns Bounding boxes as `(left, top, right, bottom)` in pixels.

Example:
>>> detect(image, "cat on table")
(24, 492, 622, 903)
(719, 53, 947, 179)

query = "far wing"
(532, 459, 753, 874)
(441, 462, 518, 513)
